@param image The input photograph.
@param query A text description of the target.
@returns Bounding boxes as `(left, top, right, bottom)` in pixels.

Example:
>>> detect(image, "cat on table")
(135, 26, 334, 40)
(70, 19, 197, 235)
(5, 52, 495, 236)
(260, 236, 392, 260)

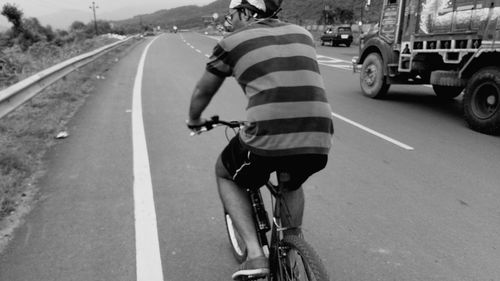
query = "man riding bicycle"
(187, 0, 334, 279)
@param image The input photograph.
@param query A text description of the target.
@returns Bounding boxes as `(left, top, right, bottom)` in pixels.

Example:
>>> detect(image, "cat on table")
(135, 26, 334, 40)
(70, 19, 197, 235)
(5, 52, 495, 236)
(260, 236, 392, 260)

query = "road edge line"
(132, 37, 165, 281)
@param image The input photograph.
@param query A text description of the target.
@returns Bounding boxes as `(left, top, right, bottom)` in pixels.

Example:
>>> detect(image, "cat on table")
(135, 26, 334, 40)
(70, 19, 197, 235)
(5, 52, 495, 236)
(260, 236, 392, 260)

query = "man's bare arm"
(188, 71, 225, 125)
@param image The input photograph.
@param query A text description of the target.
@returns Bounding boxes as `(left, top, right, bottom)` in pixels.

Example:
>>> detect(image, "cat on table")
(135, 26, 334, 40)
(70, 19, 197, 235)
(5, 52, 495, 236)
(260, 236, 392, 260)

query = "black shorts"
(220, 135, 328, 191)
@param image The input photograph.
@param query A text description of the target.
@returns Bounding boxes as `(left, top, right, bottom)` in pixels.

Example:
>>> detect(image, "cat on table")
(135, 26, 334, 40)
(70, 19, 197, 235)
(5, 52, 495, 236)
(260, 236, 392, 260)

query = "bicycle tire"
(224, 211, 248, 263)
(271, 235, 329, 281)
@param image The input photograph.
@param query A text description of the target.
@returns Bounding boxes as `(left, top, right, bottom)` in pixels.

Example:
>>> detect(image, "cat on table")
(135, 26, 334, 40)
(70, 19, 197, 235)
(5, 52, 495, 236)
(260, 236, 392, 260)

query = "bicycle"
(190, 115, 330, 281)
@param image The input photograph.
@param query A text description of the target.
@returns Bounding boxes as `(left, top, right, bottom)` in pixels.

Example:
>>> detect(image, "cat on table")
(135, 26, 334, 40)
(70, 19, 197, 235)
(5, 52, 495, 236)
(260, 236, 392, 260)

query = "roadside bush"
(0, 35, 123, 89)
(0, 151, 31, 216)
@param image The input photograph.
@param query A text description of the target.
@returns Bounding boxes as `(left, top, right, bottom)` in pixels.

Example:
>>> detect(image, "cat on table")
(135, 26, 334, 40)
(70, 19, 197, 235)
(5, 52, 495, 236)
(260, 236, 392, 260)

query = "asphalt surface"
(0, 32, 499, 281)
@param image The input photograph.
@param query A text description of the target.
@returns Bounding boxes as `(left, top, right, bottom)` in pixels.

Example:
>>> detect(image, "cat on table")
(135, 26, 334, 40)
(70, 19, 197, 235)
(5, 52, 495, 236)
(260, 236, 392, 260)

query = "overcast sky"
(0, 0, 215, 27)
(2, 0, 214, 17)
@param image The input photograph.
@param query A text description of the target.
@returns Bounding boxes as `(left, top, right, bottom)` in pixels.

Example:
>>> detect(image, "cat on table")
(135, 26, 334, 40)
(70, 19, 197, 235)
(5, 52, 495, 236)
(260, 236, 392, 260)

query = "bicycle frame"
(250, 172, 298, 281)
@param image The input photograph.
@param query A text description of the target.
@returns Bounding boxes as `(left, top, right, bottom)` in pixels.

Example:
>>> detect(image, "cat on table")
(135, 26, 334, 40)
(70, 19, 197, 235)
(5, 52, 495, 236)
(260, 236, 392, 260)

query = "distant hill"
(23, 1, 208, 30)
(114, 0, 230, 31)
(114, 0, 383, 31)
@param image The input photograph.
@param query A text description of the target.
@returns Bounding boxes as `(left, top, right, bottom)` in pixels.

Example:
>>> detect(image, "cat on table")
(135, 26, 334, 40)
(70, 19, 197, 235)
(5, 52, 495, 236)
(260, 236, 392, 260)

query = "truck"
(353, 0, 500, 134)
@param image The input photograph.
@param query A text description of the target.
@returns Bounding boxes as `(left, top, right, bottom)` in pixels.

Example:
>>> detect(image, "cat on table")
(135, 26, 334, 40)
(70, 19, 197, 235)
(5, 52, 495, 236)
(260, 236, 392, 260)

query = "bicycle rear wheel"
(271, 235, 329, 281)
(224, 211, 247, 263)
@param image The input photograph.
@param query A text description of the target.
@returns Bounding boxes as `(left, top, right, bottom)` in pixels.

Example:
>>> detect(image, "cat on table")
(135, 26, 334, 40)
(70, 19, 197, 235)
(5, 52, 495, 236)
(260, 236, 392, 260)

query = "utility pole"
(89, 1, 99, 36)
(323, 0, 327, 25)
(360, 0, 364, 25)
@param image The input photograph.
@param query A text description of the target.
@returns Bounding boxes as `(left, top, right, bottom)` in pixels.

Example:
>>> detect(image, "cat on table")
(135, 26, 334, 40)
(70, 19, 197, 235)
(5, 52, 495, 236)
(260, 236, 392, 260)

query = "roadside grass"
(1, 36, 125, 89)
(0, 36, 140, 244)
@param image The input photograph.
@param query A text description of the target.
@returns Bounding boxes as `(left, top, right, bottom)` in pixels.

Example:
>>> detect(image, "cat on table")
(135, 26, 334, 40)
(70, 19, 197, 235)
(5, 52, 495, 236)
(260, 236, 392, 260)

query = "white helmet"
(229, 0, 282, 17)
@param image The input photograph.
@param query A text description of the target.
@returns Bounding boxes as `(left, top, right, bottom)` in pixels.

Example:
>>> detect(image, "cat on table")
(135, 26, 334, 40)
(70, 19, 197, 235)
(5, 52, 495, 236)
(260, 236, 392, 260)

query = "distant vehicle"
(320, 25, 353, 47)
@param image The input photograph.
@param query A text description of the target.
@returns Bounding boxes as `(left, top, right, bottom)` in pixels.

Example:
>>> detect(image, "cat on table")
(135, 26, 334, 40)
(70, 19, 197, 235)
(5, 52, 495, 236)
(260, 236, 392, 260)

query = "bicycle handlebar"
(188, 115, 245, 136)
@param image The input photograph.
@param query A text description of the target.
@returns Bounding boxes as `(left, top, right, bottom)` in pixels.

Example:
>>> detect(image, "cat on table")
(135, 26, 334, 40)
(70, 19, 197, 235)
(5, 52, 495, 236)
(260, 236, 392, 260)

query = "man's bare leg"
(281, 187, 304, 235)
(215, 156, 264, 259)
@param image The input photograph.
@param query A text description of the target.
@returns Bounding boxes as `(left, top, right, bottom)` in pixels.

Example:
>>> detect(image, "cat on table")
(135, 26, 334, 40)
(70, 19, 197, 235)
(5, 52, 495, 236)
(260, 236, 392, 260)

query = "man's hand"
(186, 118, 206, 130)
(186, 118, 212, 135)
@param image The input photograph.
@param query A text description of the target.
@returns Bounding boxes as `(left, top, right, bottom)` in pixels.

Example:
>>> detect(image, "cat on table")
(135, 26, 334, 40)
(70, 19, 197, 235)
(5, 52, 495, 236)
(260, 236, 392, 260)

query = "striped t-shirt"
(207, 19, 334, 156)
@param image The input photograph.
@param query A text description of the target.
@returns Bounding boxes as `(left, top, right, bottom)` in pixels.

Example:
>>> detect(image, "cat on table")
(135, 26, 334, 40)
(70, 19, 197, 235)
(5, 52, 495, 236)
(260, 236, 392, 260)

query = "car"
(320, 25, 353, 47)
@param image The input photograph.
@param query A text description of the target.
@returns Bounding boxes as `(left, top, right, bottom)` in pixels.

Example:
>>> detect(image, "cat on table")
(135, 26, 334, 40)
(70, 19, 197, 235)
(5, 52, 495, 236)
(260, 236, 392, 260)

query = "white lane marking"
(319, 63, 352, 70)
(317, 55, 350, 63)
(331, 112, 415, 151)
(317, 54, 352, 70)
(182, 38, 210, 58)
(132, 37, 165, 281)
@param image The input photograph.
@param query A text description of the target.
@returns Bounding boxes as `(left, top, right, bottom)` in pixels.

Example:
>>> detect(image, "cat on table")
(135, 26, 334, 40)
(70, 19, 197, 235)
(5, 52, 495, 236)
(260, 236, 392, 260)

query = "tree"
(85, 20, 112, 36)
(43, 25, 56, 42)
(70, 21, 86, 32)
(333, 7, 354, 24)
(1, 3, 24, 34)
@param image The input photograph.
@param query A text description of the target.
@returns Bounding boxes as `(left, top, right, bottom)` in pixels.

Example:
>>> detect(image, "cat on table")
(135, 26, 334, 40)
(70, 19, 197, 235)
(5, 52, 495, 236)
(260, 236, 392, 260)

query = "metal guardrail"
(0, 36, 135, 119)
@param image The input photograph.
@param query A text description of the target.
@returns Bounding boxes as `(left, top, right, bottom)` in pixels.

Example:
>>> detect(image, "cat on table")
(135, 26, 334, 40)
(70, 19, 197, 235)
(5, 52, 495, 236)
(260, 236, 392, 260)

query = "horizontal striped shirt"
(207, 19, 333, 156)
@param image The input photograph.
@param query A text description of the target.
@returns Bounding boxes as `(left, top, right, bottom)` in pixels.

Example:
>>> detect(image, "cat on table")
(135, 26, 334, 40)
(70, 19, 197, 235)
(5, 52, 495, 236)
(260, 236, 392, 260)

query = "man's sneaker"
(232, 256, 269, 280)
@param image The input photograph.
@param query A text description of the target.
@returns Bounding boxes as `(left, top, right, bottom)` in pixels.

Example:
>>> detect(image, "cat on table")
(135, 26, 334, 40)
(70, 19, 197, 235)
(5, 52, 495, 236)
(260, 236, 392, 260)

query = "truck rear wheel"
(463, 67, 500, 135)
(432, 85, 463, 100)
(360, 53, 390, 98)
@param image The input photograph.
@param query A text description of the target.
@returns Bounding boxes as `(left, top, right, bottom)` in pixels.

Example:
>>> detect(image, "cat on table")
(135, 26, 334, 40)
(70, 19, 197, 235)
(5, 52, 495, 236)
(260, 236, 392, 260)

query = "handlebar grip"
(188, 115, 243, 136)
(187, 123, 203, 130)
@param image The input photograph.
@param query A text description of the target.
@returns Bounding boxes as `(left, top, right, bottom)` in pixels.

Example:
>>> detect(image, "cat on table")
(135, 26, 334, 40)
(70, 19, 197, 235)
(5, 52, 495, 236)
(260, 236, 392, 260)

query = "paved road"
(0, 32, 499, 281)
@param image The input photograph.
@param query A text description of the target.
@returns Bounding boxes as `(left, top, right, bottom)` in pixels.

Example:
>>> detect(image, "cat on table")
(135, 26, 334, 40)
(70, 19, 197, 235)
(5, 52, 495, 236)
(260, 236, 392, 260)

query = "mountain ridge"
(113, 0, 382, 31)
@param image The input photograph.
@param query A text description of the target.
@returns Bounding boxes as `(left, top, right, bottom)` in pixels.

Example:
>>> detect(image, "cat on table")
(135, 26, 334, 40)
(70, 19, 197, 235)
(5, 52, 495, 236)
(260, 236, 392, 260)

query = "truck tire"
(360, 53, 390, 98)
(432, 85, 463, 99)
(463, 67, 500, 135)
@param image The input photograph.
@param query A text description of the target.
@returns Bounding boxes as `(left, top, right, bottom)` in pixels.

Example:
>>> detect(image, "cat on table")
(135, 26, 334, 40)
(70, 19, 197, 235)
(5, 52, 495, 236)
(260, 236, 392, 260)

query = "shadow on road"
(378, 87, 464, 123)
